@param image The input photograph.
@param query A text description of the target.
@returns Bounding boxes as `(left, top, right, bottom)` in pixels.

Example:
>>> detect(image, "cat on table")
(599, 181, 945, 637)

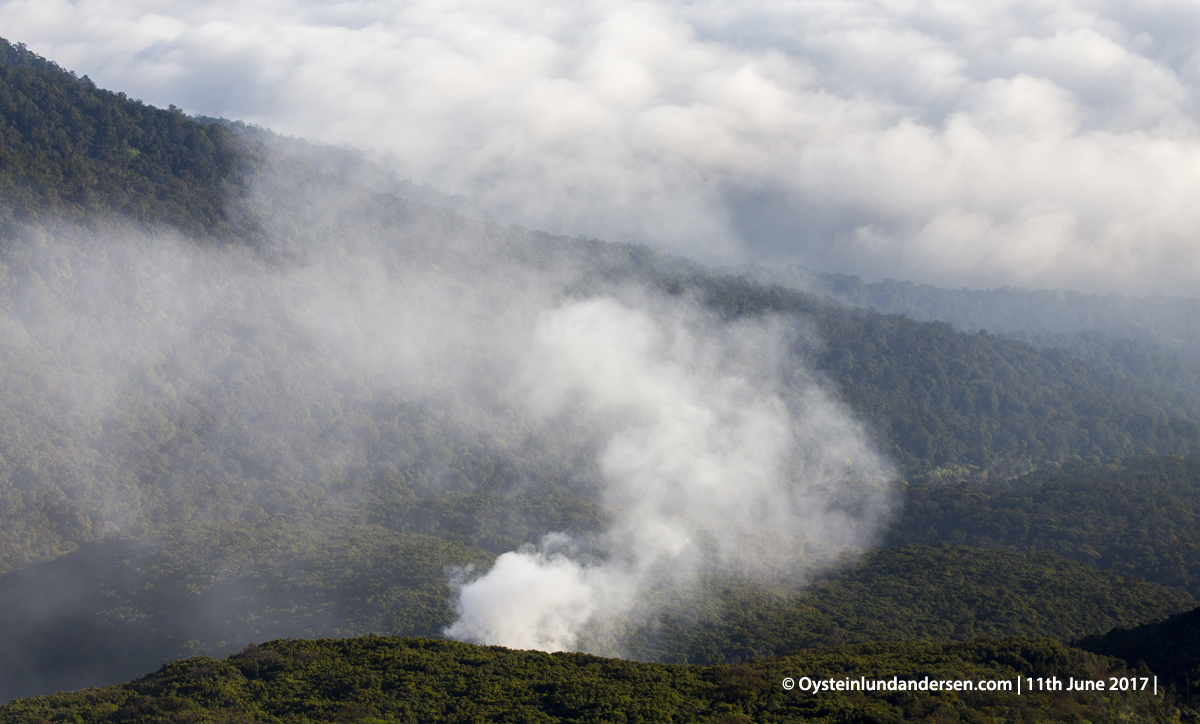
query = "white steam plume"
(445, 296, 893, 653)
(0, 148, 893, 658)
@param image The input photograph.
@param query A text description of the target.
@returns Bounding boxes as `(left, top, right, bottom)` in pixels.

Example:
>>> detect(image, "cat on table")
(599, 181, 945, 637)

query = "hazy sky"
(5, 0, 1200, 295)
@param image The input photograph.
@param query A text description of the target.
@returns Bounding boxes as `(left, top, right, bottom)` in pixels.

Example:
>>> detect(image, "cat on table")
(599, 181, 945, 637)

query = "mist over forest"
(3, 29, 1200, 724)
(10, 0, 1200, 296)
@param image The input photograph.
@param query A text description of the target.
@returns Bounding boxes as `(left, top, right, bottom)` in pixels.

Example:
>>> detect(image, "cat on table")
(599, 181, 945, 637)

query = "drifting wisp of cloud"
(0, 168, 895, 658)
(6, 0, 1200, 294)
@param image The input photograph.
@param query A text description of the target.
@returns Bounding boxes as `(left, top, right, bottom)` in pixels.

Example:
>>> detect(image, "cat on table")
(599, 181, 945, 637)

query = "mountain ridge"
(2, 36, 1199, 720)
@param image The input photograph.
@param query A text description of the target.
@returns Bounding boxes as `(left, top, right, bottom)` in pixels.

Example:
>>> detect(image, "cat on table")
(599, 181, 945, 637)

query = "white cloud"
(5, 0, 1200, 294)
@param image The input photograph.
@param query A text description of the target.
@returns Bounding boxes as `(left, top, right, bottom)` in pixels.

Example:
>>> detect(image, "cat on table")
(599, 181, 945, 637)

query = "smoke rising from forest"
(7, 0, 1200, 295)
(445, 297, 893, 653)
(0, 154, 893, 661)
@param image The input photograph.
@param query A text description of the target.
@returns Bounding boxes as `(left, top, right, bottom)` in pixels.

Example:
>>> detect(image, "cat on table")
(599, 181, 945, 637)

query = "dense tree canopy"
(887, 455, 1200, 596)
(0, 528, 1187, 701)
(0, 635, 1176, 724)
(3, 36, 1200, 720)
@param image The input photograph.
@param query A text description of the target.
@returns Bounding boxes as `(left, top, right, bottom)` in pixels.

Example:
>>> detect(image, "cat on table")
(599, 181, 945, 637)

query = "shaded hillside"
(0, 635, 1175, 724)
(673, 270, 1200, 479)
(620, 544, 1190, 665)
(0, 495, 607, 702)
(1, 531, 1187, 702)
(1078, 605, 1200, 701)
(5, 36, 1200, 707)
(0, 522, 494, 702)
(887, 455, 1200, 596)
(727, 264, 1200, 420)
(730, 263, 1200, 354)
(1004, 329, 1200, 418)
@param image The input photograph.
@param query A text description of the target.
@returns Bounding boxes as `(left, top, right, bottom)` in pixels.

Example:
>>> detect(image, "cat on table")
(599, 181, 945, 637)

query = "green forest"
(0, 636, 1178, 724)
(3, 36, 1200, 722)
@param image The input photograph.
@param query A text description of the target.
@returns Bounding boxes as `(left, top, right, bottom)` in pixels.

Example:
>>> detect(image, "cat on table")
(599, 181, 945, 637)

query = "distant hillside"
(887, 455, 1200, 597)
(729, 263, 1200, 353)
(3, 35, 1199, 497)
(619, 544, 1189, 665)
(1, 530, 1187, 701)
(0, 635, 1175, 724)
(7, 35, 1200, 708)
(726, 264, 1200, 418)
(1002, 329, 1200, 418)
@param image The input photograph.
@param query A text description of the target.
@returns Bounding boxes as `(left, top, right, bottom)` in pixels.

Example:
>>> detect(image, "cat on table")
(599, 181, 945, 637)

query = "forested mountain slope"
(0, 635, 1175, 724)
(0, 40, 259, 238)
(3, 36, 1198, 509)
(642, 263, 1200, 479)
(1078, 604, 1200, 698)
(0, 33, 1188, 577)
(887, 455, 1200, 596)
(618, 544, 1189, 665)
(5, 35, 1200, 709)
(2, 531, 1186, 701)
(728, 264, 1200, 417)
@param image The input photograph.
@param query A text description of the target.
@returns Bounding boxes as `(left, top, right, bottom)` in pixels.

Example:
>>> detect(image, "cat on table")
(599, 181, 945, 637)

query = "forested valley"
(3, 37, 1200, 722)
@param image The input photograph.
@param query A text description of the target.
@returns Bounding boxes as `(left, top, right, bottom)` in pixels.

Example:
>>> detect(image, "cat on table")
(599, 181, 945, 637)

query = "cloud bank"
(4, 0, 1200, 294)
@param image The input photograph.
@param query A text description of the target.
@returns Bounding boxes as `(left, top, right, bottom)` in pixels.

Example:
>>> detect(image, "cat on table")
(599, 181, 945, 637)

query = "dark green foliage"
(3, 530, 1187, 701)
(0, 38, 261, 236)
(0, 635, 1176, 723)
(807, 311, 1200, 478)
(672, 270, 1200, 478)
(0, 39, 61, 71)
(1078, 604, 1200, 700)
(620, 545, 1190, 665)
(5, 37, 1200, 717)
(1004, 328, 1200, 417)
(729, 264, 1200, 421)
(887, 455, 1200, 596)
